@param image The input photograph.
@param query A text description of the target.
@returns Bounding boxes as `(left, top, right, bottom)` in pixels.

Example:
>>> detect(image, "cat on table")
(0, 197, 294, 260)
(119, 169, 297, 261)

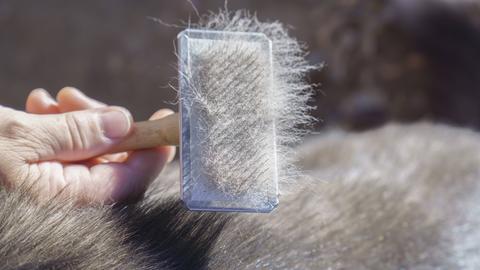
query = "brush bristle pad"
(179, 29, 279, 212)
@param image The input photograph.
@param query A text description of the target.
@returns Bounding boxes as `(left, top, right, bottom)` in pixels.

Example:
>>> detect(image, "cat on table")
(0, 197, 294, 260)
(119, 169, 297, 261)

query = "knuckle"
(63, 113, 100, 151)
(1, 113, 31, 140)
(0, 111, 47, 161)
(64, 113, 86, 151)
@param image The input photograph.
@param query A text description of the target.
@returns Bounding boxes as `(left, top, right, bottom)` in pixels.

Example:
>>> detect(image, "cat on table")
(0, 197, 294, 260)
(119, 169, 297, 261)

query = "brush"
(178, 29, 278, 212)
(108, 11, 315, 213)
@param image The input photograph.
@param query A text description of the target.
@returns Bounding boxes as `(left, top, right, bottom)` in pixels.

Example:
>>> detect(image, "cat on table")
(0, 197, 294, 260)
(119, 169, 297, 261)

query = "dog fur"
(1, 122, 479, 269)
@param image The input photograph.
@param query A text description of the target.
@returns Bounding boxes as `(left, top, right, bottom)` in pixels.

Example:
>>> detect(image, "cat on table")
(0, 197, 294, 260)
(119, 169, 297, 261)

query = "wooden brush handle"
(109, 113, 179, 153)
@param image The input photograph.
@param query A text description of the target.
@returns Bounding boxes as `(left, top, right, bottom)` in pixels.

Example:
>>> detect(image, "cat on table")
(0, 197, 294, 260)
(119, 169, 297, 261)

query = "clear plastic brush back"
(178, 29, 279, 212)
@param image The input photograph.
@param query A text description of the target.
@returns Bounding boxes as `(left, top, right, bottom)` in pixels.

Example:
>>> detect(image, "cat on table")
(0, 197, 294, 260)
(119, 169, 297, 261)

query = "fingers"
(56, 87, 106, 112)
(84, 109, 177, 203)
(24, 87, 128, 163)
(22, 87, 175, 165)
(26, 88, 60, 114)
(24, 106, 133, 162)
(149, 109, 176, 163)
(87, 146, 172, 203)
(18, 86, 178, 204)
(26, 87, 106, 114)
(55, 87, 128, 163)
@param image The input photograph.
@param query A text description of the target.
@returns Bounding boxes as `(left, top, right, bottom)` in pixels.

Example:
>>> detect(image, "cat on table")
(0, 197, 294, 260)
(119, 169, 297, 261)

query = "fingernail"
(64, 87, 86, 99)
(34, 88, 49, 96)
(99, 107, 132, 139)
(166, 146, 176, 163)
(35, 89, 57, 105)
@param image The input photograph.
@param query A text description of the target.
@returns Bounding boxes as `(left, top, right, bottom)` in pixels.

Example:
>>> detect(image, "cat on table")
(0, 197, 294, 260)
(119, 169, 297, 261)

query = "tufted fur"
(184, 10, 316, 195)
(182, 32, 278, 197)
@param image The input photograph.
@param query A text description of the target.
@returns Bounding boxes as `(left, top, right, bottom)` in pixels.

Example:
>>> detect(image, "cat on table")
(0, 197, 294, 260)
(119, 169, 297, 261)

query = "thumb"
(28, 106, 133, 162)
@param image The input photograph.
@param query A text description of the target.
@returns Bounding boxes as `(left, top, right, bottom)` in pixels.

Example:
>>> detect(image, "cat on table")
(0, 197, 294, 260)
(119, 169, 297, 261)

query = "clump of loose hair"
(181, 10, 317, 197)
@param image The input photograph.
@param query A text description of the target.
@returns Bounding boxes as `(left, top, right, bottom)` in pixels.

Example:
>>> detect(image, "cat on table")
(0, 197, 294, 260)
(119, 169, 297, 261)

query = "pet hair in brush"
(178, 11, 315, 213)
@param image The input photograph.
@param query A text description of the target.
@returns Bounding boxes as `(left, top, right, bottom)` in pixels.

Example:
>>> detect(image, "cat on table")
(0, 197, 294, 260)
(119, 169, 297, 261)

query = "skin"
(0, 87, 175, 204)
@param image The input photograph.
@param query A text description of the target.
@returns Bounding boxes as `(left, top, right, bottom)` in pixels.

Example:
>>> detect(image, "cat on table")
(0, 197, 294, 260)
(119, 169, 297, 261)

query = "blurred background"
(1, 0, 480, 131)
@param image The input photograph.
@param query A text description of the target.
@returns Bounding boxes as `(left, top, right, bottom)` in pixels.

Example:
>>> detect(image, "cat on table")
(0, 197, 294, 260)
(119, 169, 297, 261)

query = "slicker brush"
(109, 10, 316, 213)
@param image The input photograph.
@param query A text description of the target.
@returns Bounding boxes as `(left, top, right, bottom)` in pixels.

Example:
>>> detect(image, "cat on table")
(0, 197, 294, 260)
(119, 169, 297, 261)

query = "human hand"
(0, 87, 175, 204)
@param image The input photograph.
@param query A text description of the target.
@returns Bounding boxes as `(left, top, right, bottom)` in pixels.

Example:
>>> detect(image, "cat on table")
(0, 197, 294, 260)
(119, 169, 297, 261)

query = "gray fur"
(183, 32, 277, 196)
(1, 123, 480, 269)
(209, 123, 480, 269)
(188, 10, 316, 194)
(0, 187, 153, 269)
